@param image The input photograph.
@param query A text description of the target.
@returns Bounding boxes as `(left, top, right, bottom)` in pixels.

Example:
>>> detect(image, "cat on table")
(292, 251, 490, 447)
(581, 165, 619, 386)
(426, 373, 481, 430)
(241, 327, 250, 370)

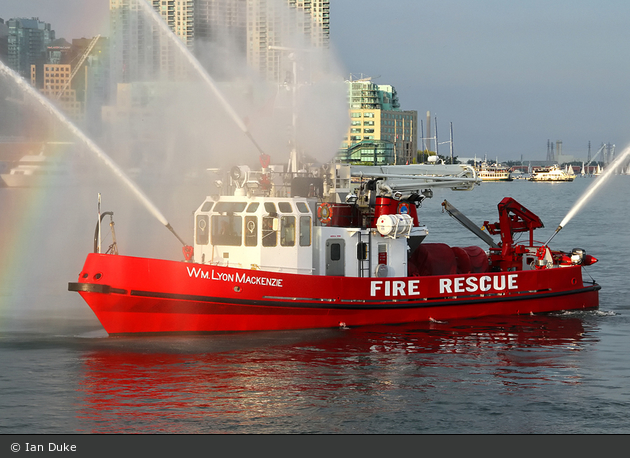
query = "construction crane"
(56, 35, 101, 100)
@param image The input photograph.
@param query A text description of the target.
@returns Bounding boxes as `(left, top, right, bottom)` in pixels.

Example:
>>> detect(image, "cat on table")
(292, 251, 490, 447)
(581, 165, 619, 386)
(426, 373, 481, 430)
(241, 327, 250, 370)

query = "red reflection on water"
(75, 314, 590, 433)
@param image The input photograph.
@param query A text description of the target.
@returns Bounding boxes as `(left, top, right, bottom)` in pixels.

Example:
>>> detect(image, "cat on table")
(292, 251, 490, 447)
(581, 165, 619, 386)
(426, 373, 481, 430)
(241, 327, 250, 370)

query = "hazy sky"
(2, 0, 630, 161)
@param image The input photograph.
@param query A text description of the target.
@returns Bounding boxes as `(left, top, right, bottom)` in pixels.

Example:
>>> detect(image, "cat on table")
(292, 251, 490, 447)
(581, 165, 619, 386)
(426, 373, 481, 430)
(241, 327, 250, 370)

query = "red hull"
(69, 253, 600, 335)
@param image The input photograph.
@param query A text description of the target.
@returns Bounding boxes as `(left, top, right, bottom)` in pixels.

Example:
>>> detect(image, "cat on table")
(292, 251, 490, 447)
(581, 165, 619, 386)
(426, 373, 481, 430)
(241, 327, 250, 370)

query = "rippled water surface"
(1, 177, 629, 434)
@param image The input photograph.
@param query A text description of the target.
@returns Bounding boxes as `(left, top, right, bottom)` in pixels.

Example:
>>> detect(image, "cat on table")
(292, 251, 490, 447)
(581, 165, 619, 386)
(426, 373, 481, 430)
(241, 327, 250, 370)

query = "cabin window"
(245, 216, 257, 246)
(262, 216, 277, 247)
(280, 216, 296, 246)
(201, 201, 214, 212)
(296, 202, 309, 213)
(211, 215, 242, 246)
(278, 202, 292, 213)
(214, 202, 247, 213)
(330, 243, 341, 261)
(196, 215, 209, 245)
(264, 202, 277, 215)
(246, 202, 259, 213)
(299, 216, 311, 246)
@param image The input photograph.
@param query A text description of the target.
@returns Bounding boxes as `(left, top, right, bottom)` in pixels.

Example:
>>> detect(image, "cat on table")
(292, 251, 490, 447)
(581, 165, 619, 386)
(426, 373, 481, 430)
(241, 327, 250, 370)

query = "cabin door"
(325, 239, 345, 276)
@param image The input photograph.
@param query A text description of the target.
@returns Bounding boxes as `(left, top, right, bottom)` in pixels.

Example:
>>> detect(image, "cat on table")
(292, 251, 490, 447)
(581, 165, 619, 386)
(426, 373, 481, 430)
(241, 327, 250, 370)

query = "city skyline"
(2, 0, 630, 161)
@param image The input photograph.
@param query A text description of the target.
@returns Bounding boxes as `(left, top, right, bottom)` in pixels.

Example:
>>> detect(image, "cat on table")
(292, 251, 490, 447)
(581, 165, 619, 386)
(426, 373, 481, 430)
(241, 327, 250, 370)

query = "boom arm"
(484, 197, 544, 256)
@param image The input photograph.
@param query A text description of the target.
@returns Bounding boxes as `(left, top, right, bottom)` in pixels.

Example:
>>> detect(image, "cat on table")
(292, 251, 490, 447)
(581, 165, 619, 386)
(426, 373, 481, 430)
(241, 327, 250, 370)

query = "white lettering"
(465, 276, 478, 292)
(371, 281, 383, 296)
(493, 275, 506, 290)
(408, 280, 420, 296)
(393, 281, 405, 297)
(508, 274, 518, 290)
(440, 278, 452, 294)
(189, 267, 282, 288)
(371, 280, 422, 297)
(440, 274, 519, 295)
(49, 443, 77, 452)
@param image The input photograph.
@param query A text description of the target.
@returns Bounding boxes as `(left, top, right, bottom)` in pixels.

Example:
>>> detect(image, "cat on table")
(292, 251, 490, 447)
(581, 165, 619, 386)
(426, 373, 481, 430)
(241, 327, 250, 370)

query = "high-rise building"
(195, 0, 247, 53)
(109, 0, 158, 85)
(152, 0, 195, 46)
(194, 0, 329, 83)
(287, 0, 329, 48)
(340, 77, 417, 166)
(6, 17, 55, 78)
(0, 19, 9, 64)
(109, 0, 196, 87)
(109, 1, 329, 85)
(246, 0, 330, 83)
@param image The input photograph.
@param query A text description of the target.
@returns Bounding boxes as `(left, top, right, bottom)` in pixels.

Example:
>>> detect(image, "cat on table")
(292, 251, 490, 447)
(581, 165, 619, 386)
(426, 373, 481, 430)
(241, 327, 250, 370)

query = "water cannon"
(544, 225, 563, 247)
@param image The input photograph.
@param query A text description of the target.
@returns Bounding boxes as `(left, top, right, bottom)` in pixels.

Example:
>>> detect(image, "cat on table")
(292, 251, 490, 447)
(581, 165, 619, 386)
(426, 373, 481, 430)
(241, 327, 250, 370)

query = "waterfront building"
(340, 77, 417, 165)
(27, 37, 108, 127)
(5, 17, 55, 78)
(31, 38, 83, 122)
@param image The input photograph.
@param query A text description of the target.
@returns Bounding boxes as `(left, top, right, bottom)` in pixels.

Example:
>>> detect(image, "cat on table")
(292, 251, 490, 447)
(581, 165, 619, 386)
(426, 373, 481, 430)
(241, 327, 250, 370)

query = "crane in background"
(55, 35, 101, 100)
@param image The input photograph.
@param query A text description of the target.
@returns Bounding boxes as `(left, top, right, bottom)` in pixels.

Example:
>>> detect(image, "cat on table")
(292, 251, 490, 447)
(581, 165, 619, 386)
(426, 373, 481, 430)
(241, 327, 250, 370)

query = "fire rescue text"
(370, 274, 519, 297)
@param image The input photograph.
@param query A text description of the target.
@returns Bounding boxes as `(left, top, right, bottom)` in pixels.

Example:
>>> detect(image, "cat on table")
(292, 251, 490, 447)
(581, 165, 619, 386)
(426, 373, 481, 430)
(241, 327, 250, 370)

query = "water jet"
(137, 0, 266, 158)
(0, 60, 188, 247)
(546, 145, 630, 244)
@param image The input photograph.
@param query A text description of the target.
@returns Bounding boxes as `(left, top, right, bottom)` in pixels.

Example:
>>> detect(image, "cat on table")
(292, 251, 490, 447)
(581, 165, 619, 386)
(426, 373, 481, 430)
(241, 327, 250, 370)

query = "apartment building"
(341, 78, 417, 165)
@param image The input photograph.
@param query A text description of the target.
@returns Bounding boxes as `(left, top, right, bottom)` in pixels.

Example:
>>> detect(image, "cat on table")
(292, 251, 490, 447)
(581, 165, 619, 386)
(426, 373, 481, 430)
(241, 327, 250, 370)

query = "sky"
(2, 0, 630, 162)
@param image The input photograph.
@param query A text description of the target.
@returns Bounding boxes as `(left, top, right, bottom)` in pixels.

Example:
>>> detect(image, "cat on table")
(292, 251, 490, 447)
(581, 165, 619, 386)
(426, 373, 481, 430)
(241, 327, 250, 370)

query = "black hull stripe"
(69, 282, 601, 311)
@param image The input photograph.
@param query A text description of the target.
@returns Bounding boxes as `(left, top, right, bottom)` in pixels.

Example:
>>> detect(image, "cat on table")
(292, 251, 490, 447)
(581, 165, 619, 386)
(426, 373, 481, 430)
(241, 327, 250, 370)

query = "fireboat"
(68, 155, 600, 335)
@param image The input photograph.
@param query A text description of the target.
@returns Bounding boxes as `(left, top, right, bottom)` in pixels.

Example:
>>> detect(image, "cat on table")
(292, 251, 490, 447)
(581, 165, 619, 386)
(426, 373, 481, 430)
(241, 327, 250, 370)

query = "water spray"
(544, 145, 630, 246)
(138, 0, 267, 158)
(0, 61, 189, 247)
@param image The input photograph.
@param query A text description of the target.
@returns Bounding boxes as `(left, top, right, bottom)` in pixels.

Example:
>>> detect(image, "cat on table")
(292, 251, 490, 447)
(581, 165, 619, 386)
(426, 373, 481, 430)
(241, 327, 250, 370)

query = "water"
(1, 177, 629, 434)
(559, 146, 630, 228)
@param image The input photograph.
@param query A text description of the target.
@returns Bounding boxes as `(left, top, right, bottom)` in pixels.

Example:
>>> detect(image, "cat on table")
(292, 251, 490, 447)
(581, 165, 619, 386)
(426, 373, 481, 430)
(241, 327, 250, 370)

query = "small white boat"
(528, 164, 575, 182)
(474, 162, 513, 181)
(0, 153, 68, 187)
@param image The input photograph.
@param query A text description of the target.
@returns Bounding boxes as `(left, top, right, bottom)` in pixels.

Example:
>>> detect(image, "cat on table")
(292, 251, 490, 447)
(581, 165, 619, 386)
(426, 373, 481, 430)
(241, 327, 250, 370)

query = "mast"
(434, 115, 439, 156)
(449, 122, 454, 164)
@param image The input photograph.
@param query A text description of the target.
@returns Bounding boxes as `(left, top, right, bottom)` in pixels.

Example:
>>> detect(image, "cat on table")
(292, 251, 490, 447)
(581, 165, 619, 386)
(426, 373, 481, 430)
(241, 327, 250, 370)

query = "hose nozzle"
(544, 225, 563, 246)
(166, 223, 188, 247)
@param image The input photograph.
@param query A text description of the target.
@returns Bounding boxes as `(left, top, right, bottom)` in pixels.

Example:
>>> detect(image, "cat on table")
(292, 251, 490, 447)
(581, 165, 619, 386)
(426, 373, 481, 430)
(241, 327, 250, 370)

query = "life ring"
(318, 203, 333, 224)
